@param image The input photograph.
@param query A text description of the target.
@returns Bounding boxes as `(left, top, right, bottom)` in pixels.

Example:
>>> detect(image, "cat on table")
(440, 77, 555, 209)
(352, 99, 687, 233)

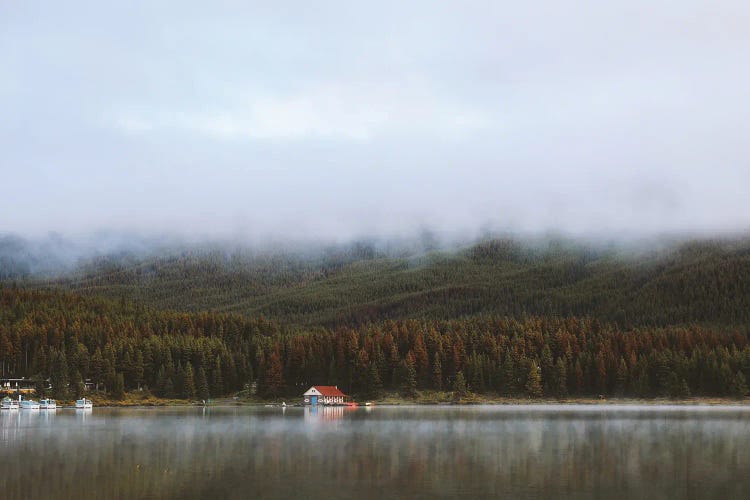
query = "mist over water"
(1, 406, 749, 500)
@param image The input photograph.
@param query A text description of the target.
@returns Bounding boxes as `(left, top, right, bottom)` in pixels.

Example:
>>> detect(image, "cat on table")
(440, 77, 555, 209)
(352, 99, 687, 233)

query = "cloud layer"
(2, 1, 749, 241)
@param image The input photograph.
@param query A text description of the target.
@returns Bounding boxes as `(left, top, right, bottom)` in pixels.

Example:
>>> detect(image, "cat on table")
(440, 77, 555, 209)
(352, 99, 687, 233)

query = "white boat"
(40, 399, 57, 410)
(20, 399, 41, 410)
(1, 397, 20, 410)
(75, 398, 93, 409)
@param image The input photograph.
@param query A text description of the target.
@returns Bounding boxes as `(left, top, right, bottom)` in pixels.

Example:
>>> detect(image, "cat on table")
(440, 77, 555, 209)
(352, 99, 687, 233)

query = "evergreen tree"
(50, 350, 69, 400)
(32, 373, 47, 397)
(412, 333, 430, 387)
(246, 361, 254, 389)
(398, 354, 418, 398)
(367, 363, 383, 399)
(133, 351, 145, 390)
(262, 351, 283, 398)
(112, 372, 125, 400)
(615, 358, 628, 396)
(155, 365, 167, 396)
(432, 352, 443, 391)
(554, 358, 568, 398)
(91, 348, 104, 391)
(502, 352, 516, 396)
(163, 377, 175, 398)
(182, 362, 196, 400)
(573, 359, 585, 395)
(173, 362, 185, 399)
(677, 378, 691, 398)
(540, 345, 554, 395)
(211, 356, 224, 396)
(142, 347, 154, 390)
(122, 350, 133, 389)
(71, 370, 84, 399)
(731, 371, 748, 399)
(525, 362, 543, 398)
(196, 367, 210, 401)
(452, 371, 468, 399)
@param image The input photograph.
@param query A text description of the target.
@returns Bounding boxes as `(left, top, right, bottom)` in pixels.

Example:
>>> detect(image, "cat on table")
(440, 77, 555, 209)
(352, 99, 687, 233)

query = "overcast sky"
(1, 1, 749, 242)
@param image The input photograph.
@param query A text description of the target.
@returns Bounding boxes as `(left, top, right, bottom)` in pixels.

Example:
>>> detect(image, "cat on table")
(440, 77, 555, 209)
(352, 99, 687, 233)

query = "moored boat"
(75, 398, 93, 409)
(1, 396, 20, 410)
(20, 398, 41, 410)
(40, 399, 57, 410)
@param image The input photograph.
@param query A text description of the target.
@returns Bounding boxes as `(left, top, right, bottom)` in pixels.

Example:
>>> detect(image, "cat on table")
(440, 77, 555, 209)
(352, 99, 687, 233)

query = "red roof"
(313, 386, 347, 397)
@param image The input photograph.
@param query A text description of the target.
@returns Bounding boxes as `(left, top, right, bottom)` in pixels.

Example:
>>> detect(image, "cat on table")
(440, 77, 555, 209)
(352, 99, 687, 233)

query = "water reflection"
(304, 405, 354, 422)
(1, 405, 749, 499)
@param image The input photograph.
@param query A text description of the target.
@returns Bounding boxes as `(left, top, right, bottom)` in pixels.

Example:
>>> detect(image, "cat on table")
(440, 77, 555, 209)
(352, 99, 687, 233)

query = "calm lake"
(1, 405, 749, 499)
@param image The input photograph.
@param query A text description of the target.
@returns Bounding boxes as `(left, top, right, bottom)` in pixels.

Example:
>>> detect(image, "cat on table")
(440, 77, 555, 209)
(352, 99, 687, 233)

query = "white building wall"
(303, 387, 345, 404)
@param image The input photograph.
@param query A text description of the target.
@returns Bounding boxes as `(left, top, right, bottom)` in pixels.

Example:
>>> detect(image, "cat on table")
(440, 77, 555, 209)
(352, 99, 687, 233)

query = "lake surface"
(1, 405, 749, 499)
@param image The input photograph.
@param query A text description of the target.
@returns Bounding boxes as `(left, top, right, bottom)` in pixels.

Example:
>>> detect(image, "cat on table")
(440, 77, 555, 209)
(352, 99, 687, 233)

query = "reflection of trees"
(0, 408, 749, 499)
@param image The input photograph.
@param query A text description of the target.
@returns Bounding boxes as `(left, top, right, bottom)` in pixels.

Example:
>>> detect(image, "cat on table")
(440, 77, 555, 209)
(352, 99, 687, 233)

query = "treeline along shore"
(1, 287, 748, 402)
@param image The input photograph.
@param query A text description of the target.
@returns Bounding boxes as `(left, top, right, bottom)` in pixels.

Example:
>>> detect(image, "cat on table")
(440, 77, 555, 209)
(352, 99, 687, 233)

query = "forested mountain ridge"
(0, 287, 748, 401)
(12, 237, 750, 329)
(2, 237, 749, 401)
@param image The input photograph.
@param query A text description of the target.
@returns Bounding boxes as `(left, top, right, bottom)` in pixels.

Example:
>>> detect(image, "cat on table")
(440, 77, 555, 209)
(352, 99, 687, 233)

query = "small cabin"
(303, 385, 347, 405)
(0, 378, 36, 394)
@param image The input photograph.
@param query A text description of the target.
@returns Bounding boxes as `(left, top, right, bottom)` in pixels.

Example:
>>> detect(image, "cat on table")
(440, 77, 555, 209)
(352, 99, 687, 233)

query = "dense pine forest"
(0, 243, 750, 399)
(1, 236, 749, 400)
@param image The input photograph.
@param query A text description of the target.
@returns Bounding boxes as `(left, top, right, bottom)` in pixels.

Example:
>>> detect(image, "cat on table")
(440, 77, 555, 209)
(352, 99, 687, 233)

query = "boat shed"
(303, 386, 347, 405)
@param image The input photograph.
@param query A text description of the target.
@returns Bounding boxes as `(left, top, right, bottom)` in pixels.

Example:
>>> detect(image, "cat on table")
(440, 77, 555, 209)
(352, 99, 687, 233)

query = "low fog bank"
(2, 227, 749, 280)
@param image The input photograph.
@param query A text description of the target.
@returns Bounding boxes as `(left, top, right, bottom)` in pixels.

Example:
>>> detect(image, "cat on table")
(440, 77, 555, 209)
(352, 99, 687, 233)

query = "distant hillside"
(8, 237, 749, 329)
(1, 287, 748, 401)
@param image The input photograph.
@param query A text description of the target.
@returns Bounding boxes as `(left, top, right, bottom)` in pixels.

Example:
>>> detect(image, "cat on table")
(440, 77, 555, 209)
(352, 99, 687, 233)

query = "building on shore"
(302, 385, 348, 405)
(0, 378, 36, 394)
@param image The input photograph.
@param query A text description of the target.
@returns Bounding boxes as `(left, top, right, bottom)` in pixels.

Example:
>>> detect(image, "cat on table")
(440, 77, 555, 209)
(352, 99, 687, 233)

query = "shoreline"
(41, 397, 750, 408)
(7, 392, 747, 408)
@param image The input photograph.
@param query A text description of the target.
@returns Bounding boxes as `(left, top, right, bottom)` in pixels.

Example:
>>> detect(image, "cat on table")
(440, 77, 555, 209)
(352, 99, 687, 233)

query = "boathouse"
(303, 386, 347, 405)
